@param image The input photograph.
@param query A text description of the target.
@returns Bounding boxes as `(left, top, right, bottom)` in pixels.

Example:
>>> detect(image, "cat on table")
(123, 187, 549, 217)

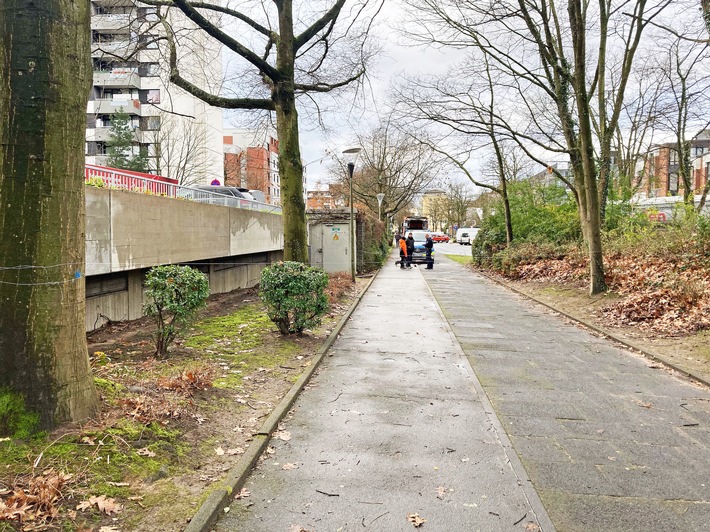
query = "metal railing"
(84, 164, 282, 215)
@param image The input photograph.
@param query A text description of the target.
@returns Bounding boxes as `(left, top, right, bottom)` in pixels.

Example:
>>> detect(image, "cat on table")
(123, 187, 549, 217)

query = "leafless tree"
(441, 180, 476, 231)
(654, 27, 710, 204)
(610, 55, 665, 198)
(137, 0, 382, 262)
(151, 112, 209, 186)
(402, 0, 672, 294)
(335, 120, 444, 221)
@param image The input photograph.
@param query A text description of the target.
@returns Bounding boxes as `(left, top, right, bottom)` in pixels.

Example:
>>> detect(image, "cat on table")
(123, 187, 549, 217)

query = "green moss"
(0, 387, 40, 439)
(93, 377, 125, 402)
(184, 304, 303, 389)
(186, 305, 272, 350)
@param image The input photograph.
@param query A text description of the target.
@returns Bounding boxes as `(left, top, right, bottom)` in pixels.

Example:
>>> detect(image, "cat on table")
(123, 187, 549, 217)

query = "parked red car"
(431, 232, 450, 243)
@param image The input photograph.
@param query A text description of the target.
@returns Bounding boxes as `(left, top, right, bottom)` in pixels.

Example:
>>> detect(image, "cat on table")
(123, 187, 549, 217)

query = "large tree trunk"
(0, 0, 98, 428)
(275, 1, 308, 263)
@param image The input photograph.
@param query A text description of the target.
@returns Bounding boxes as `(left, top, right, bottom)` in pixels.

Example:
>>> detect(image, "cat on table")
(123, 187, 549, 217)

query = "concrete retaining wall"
(84, 188, 283, 331)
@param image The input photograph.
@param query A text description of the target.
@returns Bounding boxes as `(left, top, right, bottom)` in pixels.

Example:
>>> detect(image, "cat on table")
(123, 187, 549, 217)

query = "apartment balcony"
(86, 127, 113, 142)
(91, 13, 132, 32)
(89, 98, 141, 115)
(93, 70, 141, 88)
(92, 0, 134, 6)
(88, 98, 160, 118)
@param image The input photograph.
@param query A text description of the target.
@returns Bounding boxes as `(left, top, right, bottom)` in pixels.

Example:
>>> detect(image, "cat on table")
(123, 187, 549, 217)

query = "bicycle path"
(427, 253, 710, 531)
(216, 256, 552, 531)
(216, 252, 710, 531)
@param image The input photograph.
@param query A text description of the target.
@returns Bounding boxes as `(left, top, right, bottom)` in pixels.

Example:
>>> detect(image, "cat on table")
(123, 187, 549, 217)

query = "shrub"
(260, 261, 329, 335)
(359, 213, 390, 273)
(143, 265, 210, 357)
(472, 181, 581, 267)
(86, 176, 105, 188)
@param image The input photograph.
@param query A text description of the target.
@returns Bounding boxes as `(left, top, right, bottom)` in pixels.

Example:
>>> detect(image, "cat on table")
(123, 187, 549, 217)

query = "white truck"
(455, 227, 477, 245)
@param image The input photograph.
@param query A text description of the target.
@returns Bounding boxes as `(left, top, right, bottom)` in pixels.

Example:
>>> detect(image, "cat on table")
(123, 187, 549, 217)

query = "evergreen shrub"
(144, 265, 210, 357)
(260, 261, 329, 335)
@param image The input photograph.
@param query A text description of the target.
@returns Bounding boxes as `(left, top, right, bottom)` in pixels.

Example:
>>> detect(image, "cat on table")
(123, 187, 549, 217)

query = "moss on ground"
(185, 304, 308, 389)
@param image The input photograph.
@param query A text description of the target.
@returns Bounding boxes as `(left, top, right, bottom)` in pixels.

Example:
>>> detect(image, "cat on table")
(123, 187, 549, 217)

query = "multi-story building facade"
(638, 132, 710, 197)
(307, 183, 345, 210)
(224, 128, 305, 206)
(87, 1, 224, 185)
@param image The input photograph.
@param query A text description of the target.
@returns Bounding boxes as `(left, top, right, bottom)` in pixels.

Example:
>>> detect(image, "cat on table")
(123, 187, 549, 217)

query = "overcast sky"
(295, 1, 462, 189)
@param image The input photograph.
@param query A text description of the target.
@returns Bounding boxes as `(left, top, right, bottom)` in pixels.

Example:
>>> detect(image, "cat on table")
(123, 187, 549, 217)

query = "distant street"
(435, 231, 478, 258)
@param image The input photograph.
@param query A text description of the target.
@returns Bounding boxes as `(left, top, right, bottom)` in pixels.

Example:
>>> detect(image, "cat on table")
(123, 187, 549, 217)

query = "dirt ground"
(496, 277, 710, 386)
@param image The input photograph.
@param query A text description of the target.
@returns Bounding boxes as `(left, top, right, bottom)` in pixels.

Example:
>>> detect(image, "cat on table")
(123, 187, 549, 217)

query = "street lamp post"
(342, 147, 361, 282)
(376, 193, 385, 221)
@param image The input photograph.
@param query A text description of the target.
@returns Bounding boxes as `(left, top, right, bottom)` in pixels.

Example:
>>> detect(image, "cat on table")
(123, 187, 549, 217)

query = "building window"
(87, 142, 108, 156)
(695, 147, 705, 157)
(86, 273, 128, 298)
(138, 34, 159, 50)
(138, 63, 160, 77)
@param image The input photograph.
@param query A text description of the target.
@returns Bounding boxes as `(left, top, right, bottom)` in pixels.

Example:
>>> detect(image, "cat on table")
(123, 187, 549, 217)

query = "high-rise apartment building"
(86, 1, 224, 185)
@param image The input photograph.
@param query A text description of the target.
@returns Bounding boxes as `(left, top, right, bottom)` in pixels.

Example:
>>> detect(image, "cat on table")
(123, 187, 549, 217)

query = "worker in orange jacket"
(398, 236, 408, 269)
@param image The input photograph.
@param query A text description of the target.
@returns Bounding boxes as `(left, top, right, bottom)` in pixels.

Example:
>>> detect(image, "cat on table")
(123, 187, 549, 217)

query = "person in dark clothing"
(424, 233, 434, 269)
(405, 233, 415, 268)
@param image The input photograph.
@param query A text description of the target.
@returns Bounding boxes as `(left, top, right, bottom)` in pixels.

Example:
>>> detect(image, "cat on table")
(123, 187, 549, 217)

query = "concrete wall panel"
(86, 188, 283, 276)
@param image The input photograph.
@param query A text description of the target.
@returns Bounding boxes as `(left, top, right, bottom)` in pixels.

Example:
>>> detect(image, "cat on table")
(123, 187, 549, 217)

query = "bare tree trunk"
(0, 0, 98, 427)
(569, 0, 608, 294)
(275, 1, 308, 263)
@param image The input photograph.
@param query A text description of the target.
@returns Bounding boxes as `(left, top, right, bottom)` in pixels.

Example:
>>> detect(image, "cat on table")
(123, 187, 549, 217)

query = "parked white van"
(455, 227, 478, 245)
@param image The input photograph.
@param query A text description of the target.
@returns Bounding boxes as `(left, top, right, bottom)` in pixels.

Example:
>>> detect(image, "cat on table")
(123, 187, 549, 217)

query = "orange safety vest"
(399, 238, 407, 256)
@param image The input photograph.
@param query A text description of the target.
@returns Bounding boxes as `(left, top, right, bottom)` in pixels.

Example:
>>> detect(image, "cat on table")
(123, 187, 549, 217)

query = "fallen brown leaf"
(407, 512, 427, 527)
(234, 488, 250, 500)
(136, 447, 156, 457)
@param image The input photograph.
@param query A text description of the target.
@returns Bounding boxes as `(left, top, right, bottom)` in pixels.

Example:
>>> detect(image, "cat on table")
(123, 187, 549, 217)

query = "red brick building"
(224, 130, 281, 205)
(639, 132, 710, 197)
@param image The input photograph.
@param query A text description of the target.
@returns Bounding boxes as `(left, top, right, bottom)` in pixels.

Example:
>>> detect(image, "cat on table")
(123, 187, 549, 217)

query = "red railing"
(85, 164, 179, 196)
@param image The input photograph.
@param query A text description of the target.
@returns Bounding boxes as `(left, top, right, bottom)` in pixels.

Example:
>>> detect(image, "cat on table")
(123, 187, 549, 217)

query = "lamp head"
(342, 147, 362, 166)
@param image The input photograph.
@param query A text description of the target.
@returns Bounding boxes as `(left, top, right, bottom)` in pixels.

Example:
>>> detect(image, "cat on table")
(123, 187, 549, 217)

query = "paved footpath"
(216, 253, 710, 531)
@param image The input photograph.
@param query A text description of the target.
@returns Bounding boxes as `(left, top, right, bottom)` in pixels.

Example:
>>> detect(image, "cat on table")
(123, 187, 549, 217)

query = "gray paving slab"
(215, 259, 552, 532)
(426, 253, 710, 531)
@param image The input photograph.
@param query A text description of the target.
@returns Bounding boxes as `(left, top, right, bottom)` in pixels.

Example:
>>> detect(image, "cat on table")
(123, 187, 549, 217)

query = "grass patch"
(447, 254, 473, 266)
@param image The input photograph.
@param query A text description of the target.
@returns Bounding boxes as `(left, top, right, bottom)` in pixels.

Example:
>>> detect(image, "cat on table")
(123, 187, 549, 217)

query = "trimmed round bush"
(260, 261, 329, 335)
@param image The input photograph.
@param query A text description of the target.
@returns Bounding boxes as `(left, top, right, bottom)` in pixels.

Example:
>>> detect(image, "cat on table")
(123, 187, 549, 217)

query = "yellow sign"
(333, 234, 339, 240)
